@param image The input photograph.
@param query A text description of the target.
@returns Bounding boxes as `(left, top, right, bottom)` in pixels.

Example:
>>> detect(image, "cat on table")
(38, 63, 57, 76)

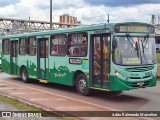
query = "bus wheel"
(21, 68, 29, 83)
(76, 74, 90, 96)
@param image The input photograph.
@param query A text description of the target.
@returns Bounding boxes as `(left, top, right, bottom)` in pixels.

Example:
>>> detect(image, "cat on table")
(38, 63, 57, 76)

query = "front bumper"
(109, 75, 157, 91)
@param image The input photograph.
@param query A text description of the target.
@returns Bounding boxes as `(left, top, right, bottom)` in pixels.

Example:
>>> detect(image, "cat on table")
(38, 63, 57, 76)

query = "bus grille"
(129, 75, 151, 79)
(125, 66, 154, 72)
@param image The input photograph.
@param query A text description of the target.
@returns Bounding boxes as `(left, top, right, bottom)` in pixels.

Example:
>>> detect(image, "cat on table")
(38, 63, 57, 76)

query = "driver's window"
(112, 37, 118, 63)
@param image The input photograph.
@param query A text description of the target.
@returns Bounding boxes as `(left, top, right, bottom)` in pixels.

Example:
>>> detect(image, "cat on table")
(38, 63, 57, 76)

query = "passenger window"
(19, 38, 26, 55)
(68, 33, 87, 56)
(50, 35, 66, 56)
(28, 37, 36, 55)
(2, 39, 10, 55)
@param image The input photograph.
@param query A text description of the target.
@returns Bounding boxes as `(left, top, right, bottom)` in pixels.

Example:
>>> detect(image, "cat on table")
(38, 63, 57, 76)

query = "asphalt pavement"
(0, 72, 158, 120)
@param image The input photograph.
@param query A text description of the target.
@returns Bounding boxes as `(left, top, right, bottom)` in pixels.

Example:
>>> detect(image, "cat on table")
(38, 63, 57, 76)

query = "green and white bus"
(1, 22, 157, 96)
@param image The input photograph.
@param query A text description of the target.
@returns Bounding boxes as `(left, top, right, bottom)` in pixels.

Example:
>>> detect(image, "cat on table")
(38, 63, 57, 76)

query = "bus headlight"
(115, 71, 120, 76)
(115, 70, 129, 81)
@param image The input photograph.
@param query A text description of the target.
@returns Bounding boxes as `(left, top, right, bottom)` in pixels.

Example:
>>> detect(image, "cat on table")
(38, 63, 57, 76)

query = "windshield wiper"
(141, 34, 149, 54)
(126, 35, 140, 58)
(135, 42, 140, 58)
(141, 39, 144, 54)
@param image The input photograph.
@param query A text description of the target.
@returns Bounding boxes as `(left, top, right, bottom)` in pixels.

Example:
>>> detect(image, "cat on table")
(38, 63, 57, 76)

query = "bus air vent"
(125, 66, 154, 72)
(129, 75, 151, 80)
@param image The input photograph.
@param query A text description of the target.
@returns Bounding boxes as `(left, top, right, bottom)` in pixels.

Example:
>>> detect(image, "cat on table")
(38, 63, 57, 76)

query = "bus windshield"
(112, 36, 156, 65)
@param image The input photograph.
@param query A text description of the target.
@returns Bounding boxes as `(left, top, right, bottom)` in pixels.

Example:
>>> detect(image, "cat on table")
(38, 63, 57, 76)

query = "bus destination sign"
(114, 24, 155, 33)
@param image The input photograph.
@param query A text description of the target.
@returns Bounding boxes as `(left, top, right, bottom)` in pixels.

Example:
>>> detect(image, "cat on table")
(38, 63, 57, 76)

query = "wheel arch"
(72, 70, 85, 86)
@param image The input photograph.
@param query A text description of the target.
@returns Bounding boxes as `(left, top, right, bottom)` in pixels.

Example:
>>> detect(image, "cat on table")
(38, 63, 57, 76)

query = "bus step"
(90, 87, 110, 92)
(39, 79, 48, 83)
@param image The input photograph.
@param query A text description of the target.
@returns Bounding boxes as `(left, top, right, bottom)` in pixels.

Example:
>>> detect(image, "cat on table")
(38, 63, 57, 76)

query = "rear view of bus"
(110, 23, 157, 92)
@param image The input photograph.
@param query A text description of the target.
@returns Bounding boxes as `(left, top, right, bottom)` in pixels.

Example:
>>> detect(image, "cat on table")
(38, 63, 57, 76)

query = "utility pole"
(107, 14, 109, 23)
(50, 0, 52, 30)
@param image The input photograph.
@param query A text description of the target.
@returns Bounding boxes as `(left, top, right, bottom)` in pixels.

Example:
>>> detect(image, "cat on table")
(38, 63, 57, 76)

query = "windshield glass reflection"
(112, 36, 156, 65)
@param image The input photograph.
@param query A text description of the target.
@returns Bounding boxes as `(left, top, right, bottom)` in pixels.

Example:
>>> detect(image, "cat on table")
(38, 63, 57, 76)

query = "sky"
(0, 0, 159, 25)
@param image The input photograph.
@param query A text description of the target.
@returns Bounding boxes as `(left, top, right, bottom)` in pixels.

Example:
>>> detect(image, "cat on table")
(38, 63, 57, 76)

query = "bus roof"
(2, 22, 152, 39)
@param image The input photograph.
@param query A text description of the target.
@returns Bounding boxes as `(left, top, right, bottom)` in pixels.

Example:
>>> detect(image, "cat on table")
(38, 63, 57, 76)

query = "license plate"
(137, 82, 144, 86)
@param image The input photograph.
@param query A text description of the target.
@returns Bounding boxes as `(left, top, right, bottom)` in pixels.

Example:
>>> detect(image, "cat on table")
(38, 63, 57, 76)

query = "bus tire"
(21, 67, 29, 83)
(76, 74, 90, 96)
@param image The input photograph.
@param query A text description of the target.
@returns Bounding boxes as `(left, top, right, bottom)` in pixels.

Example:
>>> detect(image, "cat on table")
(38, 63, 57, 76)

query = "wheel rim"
(78, 78, 87, 93)
(22, 70, 27, 81)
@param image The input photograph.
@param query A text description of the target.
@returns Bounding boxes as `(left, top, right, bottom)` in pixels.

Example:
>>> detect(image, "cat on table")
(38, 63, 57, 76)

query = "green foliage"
(0, 95, 42, 111)
(156, 49, 160, 53)
(0, 95, 77, 120)
(157, 53, 160, 63)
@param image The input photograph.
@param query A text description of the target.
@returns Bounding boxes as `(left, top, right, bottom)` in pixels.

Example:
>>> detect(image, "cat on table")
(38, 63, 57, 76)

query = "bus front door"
(10, 40, 18, 75)
(91, 34, 110, 88)
(38, 38, 48, 80)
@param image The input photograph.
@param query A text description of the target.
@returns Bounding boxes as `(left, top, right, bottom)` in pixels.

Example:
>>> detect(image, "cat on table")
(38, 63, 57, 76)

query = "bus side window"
(80, 38, 87, 56)
(19, 38, 26, 55)
(28, 37, 36, 55)
(2, 39, 10, 55)
(68, 35, 78, 55)
(51, 45, 58, 55)
(50, 34, 66, 56)
(68, 44, 77, 55)
(59, 45, 67, 55)
(68, 33, 87, 56)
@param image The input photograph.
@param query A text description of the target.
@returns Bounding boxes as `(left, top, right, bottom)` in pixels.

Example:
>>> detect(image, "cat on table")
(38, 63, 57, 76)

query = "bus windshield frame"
(112, 35, 157, 66)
